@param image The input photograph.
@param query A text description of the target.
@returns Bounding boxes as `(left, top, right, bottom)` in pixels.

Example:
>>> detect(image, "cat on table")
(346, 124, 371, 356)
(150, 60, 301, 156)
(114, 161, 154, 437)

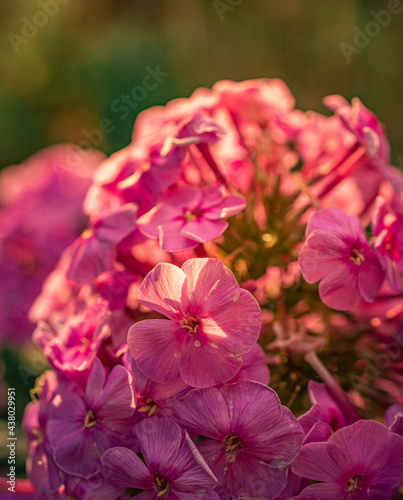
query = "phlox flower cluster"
(4, 78, 402, 499)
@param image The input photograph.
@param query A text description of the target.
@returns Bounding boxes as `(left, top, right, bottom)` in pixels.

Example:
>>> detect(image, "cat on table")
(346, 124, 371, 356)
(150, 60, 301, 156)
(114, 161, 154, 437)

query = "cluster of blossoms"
(3, 78, 403, 498)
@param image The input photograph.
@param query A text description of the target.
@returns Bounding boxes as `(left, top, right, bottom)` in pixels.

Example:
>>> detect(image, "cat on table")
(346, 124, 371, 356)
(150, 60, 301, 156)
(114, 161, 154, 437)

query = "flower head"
(173, 380, 304, 499)
(128, 258, 262, 387)
(292, 420, 403, 500)
(299, 207, 384, 310)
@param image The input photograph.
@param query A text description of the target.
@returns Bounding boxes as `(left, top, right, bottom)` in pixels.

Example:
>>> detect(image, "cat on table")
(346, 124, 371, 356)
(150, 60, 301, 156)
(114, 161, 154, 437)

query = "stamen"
(184, 210, 198, 222)
(155, 476, 170, 497)
(349, 248, 365, 265)
(182, 316, 200, 334)
(84, 409, 97, 429)
(346, 476, 359, 492)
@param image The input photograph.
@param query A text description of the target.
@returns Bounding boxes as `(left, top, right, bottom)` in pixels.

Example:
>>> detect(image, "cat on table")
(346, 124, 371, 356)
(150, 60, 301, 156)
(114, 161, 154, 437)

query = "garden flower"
(173, 380, 304, 499)
(299, 207, 384, 310)
(128, 258, 262, 387)
(66, 203, 137, 283)
(137, 185, 246, 252)
(102, 417, 219, 499)
(292, 419, 403, 500)
(47, 358, 136, 479)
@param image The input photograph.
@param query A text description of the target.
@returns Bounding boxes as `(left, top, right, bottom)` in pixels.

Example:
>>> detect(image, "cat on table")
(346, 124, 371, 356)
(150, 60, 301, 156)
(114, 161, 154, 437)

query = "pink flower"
(137, 185, 246, 252)
(173, 380, 304, 499)
(66, 203, 137, 283)
(299, 207, 384, 310)
(128, 258, 262, 387)
(102, 417, 219, 499)
(292, 420, 403, 500)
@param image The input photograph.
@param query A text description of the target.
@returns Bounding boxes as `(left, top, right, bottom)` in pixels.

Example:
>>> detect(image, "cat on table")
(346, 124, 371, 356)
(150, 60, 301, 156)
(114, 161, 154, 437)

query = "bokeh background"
(0, 0, 403, 169)
(0, 0, 402, 484)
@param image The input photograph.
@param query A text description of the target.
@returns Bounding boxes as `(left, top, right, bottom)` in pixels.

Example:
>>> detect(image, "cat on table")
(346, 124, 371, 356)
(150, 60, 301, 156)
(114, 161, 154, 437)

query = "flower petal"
(318, 263, 361, 310)
(181, 219, 228, 244)
(138, 263, 187, 320)
(128, 319, 183, 384)
(102, 447, 153, 490)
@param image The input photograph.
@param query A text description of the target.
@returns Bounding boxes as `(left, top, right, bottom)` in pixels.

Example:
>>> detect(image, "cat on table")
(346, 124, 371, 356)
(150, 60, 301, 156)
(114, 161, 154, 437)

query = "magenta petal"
(230, 343, 270, 385)
(181, 258, 240, 315)
(196, 440, 229, 497)
(128, 319, 183, 384)
(204, 194, 246, 219)
(244, 406, 303, 465)
(135, 418, 182, 473)
(102, 447, 153, 490)
(292, 442, 348, 483)
(160, 219, 199, 252)
(167, 432, 217, 491)
(173, 387, 230, 440)
(220, 381, 281, 437)
(318, 263, 361, 310)
(137, 203, 182, 238)
(299, 231, 348, 283)
(67, 236, 115, 283)
(95, 365, 135, 419)
(95, 203, 137, 245)
(181, 218, 228, 244)
(138, 263, 186, 319)
(297, 483, 344, 500)
(85, 357, 106, 410)
(179, 339, 243, 387)
(48, 393, 101, 479)
(226, 451, 289, 499)
(357, 253, 384, 302)
(306, 207, 365, 242)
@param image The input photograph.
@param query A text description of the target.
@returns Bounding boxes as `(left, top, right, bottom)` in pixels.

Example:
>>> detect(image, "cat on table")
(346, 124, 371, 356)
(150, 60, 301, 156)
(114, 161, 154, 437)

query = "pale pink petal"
(138, 263, 186, 319)
(200, 289, 262, 354)
(102, 447, 153, 490)
(128, 319, 183, 384)
(181, 258, 240, 315)
(318, 263, 361, 310)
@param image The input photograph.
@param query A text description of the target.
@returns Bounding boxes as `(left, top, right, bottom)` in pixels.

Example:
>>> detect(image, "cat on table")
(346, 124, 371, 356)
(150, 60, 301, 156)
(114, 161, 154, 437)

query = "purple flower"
(128, 258, 262, 387)
(292, 420, 403, 500)
(299, 207, 384, 310)
(137, 185, 246, 252)
(173, 380, 304, 499)
(47, 358, 136, 479)
(102, 417, 220, 499)
(385, 403, 403, 437)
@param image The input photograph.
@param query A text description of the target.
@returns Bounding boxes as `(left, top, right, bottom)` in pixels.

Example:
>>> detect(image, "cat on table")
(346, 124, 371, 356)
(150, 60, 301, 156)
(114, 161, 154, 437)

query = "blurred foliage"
(0, 0, 402, 169)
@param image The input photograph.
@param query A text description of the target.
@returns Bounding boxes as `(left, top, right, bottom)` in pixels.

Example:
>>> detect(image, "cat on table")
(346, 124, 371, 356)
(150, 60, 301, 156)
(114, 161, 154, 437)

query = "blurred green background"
(0, 0, 402, 170)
